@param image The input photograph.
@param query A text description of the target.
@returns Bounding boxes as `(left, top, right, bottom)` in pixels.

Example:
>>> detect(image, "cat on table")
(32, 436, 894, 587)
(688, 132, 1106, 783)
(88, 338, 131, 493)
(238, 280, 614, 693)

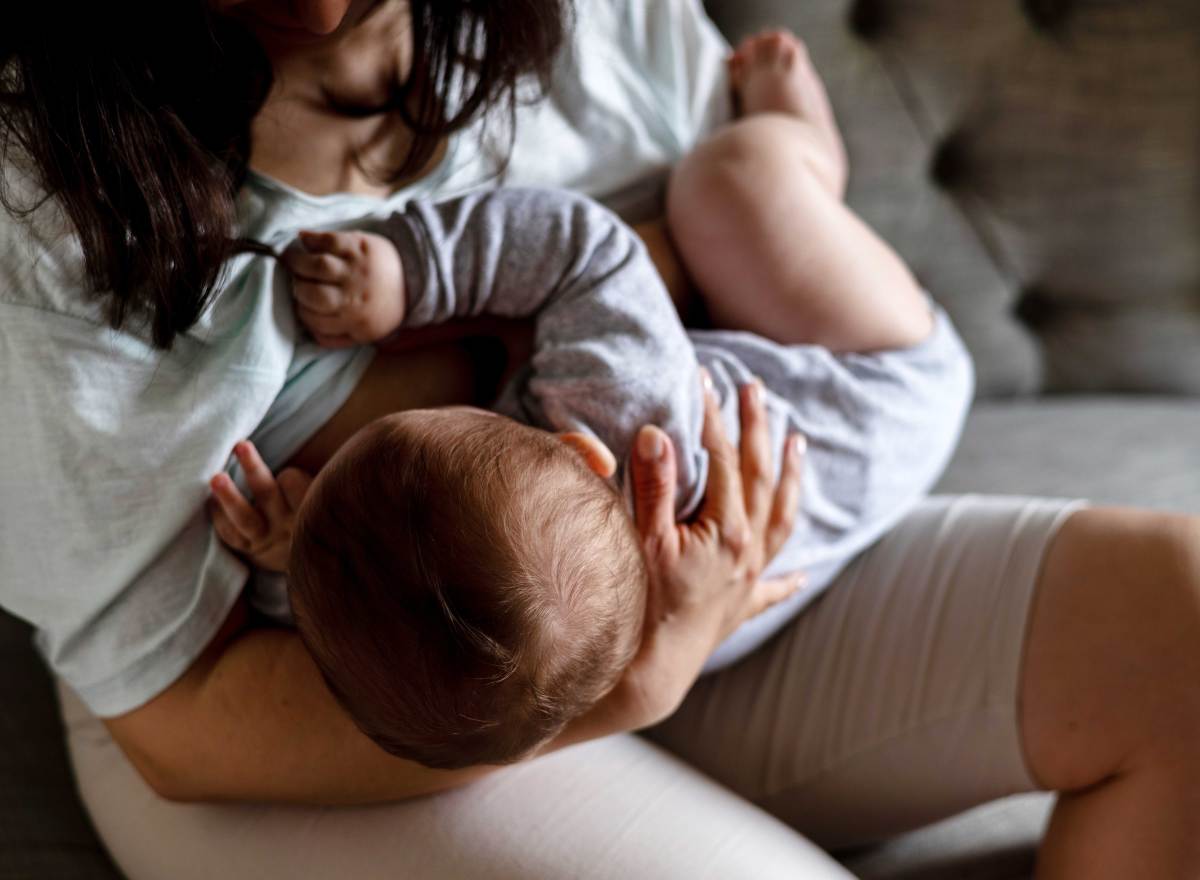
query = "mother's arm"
(104, 597, 492, 803)
(108, 339, 502, 803)
(105, 357, 803, 804)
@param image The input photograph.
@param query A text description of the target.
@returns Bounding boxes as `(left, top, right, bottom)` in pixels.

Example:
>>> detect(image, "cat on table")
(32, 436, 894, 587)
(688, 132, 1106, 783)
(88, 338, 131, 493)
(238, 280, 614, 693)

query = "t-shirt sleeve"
(496, 0, 733, 216)
(0, 190, 291, 717)
(383, 187, 708, 515)
(617, 0, 734, 152)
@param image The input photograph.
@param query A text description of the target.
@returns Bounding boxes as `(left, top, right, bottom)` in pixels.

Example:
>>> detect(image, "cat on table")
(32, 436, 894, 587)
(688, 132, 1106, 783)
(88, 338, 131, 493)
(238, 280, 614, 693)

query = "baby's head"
(289, 408, 647, 769)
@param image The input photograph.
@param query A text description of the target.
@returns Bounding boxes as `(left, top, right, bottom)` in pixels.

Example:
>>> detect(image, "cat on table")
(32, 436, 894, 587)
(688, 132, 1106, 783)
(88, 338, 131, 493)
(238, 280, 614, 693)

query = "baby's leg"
(667, 32, 932, 353)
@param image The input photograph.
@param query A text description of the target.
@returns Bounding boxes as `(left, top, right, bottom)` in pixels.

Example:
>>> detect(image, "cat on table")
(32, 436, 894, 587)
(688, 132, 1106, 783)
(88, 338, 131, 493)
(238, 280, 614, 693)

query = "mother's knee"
(1022, 507, 1200, 789)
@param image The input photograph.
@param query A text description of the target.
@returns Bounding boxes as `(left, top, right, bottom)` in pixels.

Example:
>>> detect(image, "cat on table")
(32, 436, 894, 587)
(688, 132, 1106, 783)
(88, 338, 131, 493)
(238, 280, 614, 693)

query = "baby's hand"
(208, 441, 312, 573)
(283, 229, 406, 348)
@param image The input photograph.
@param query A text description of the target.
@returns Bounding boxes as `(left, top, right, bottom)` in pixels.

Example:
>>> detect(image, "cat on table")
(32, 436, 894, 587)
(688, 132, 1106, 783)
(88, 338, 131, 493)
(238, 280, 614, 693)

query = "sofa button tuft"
(930, 134, 971, 190)
(849, 0, 890, 40)
(1014, 287, 1057, 329)
(1022, 0, 1073, 32)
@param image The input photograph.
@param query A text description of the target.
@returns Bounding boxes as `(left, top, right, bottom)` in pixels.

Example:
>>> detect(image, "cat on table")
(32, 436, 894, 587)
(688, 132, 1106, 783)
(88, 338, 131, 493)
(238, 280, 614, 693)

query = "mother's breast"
(284, 330, 519, 473)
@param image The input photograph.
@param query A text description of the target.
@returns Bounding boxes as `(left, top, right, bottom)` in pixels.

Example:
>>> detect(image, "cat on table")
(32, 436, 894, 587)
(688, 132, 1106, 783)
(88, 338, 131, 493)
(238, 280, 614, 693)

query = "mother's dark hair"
(0, 0, 568, 349)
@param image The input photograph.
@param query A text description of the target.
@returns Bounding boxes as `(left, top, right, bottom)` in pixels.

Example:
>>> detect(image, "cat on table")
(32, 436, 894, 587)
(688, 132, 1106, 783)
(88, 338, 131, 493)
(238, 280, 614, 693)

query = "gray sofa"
(2, 1, 1196, 877)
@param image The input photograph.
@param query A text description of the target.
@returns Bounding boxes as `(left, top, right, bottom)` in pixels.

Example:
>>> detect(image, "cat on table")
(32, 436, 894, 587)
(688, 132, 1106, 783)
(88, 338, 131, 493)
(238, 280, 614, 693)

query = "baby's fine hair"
(289, 411, 647, 769)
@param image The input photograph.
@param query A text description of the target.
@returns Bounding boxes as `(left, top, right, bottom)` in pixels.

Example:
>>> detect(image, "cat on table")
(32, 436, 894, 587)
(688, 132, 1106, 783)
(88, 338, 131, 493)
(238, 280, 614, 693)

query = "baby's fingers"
(298, 229, 360, 260)
(277, 468, 314, 512)
(234, 441, 289, 525)
(310, 332, 356, 349)
(297, 305, 358, 339)
(292, 280, 345, 316)
(209, 473, 266, 540)
(210, 504, 250, 554)
(284, 248, 349, 285)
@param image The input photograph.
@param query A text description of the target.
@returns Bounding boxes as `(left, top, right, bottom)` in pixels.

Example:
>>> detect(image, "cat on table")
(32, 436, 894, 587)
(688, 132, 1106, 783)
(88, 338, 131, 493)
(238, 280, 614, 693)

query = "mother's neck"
(247, 0, 440, 198)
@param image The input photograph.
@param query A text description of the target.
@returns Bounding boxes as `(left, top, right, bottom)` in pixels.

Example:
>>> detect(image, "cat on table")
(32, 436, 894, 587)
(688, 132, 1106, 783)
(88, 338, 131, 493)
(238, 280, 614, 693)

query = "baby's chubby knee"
(669, 117, 832, 215)
(667, 119, 785, 259)
(666, 116, 840, 267)
(671, 119, 784, 206)
(684, 116, 824, 174)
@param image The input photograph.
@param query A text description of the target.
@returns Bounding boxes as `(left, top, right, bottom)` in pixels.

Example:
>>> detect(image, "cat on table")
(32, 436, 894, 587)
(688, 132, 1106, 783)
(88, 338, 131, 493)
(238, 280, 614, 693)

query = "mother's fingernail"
(700, 367, 714, 395)
(746, 379, 763, 406)
(790, 434, 807, 456)
(637, 425, 665, 460)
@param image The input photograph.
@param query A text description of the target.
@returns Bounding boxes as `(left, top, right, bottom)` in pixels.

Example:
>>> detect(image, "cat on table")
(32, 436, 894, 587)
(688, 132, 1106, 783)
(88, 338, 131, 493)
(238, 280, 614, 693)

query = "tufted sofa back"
(705, 0, 1200, 398)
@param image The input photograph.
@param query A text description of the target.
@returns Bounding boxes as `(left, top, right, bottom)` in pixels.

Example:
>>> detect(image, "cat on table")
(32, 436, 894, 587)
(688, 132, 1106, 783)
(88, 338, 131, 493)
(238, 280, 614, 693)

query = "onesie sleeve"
(380, 187, 708, 514)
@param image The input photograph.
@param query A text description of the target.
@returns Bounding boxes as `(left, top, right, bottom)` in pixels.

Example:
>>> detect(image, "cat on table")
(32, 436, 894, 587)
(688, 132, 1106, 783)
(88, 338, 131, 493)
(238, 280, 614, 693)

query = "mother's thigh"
(648, 494, 1086, 850)
(59, 684, 850, 880)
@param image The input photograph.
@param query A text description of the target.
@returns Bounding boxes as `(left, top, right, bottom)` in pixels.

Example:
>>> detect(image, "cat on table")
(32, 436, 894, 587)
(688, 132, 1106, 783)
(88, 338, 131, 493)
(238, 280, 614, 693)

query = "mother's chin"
(210, 0, 366, 41)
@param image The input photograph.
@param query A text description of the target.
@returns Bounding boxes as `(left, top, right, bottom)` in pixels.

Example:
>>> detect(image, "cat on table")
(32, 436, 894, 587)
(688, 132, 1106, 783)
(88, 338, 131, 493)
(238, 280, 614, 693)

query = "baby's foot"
(728, 30, 847, 196)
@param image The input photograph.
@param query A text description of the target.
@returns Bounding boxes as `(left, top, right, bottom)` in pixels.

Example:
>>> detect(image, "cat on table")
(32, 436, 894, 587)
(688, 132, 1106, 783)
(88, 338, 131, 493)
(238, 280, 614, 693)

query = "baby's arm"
(382, 187, 711, 514)
(209, 442, 312, 573)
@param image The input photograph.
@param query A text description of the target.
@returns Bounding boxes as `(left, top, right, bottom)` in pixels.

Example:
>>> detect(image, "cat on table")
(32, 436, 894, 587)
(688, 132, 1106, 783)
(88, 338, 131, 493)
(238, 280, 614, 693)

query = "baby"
(211, 32, 973, 769)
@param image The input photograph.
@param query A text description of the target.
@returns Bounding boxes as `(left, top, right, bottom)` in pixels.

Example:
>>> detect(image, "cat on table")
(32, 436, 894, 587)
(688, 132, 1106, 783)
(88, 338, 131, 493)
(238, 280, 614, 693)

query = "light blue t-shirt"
(0, 0, 734, 716)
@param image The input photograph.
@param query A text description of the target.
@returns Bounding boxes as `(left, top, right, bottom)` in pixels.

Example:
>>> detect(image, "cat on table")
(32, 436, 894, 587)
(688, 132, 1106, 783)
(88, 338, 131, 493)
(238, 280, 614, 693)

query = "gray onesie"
(379, 186, 975, 671)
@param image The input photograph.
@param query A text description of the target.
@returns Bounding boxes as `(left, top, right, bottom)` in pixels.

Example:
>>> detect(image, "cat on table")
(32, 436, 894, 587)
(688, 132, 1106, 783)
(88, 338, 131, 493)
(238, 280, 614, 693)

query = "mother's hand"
(638, 373, 806, 644)
(613, 371, 807, 727)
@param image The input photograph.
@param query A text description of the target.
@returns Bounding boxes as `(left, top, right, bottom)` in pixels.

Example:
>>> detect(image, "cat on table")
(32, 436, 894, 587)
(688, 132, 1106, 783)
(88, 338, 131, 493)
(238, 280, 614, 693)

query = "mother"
(2, 2, 1199, 878)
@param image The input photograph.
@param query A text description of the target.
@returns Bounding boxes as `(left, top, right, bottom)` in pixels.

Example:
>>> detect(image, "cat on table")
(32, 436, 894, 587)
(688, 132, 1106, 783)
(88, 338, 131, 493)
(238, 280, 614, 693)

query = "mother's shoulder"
(0, 151, 99, 321)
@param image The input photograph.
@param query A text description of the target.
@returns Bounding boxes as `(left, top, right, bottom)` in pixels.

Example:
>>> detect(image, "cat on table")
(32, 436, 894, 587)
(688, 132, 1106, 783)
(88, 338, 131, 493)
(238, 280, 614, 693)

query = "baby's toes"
(788, 34, 813, 65)
(728, 56, 746, 89)
(762, 30, 789, 48)
(775, 40, 800, 71)
(754, 30, 790, 61)
(741, 36, 766, 66)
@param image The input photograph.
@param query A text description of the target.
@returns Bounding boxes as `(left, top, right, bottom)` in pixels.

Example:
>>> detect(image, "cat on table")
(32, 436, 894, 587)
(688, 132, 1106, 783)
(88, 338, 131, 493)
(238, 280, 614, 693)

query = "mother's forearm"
(104, 607, 494, 805)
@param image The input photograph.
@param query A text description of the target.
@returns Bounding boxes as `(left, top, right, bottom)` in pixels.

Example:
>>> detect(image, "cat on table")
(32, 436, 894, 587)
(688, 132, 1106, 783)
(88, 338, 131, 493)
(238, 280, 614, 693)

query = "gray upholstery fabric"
(938, 396, 1200, 509)
(840, 794, 1053, 880)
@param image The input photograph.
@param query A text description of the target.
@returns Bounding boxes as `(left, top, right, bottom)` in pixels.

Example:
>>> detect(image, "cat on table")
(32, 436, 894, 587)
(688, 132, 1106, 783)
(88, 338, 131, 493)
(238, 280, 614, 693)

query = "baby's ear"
(556, 432, 617, 479)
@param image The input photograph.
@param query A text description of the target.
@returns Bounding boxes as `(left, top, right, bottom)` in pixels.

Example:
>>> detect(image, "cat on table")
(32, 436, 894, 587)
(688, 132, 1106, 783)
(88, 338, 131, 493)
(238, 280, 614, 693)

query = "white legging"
(61, 494, 1084, 879)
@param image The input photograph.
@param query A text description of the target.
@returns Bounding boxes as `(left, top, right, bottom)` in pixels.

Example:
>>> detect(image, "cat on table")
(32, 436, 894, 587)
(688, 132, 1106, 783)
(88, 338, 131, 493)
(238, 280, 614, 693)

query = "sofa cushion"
(937, 396, 1200, 510)
(705, 0, 1200, 399)
(839, 793, 1052, 880)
